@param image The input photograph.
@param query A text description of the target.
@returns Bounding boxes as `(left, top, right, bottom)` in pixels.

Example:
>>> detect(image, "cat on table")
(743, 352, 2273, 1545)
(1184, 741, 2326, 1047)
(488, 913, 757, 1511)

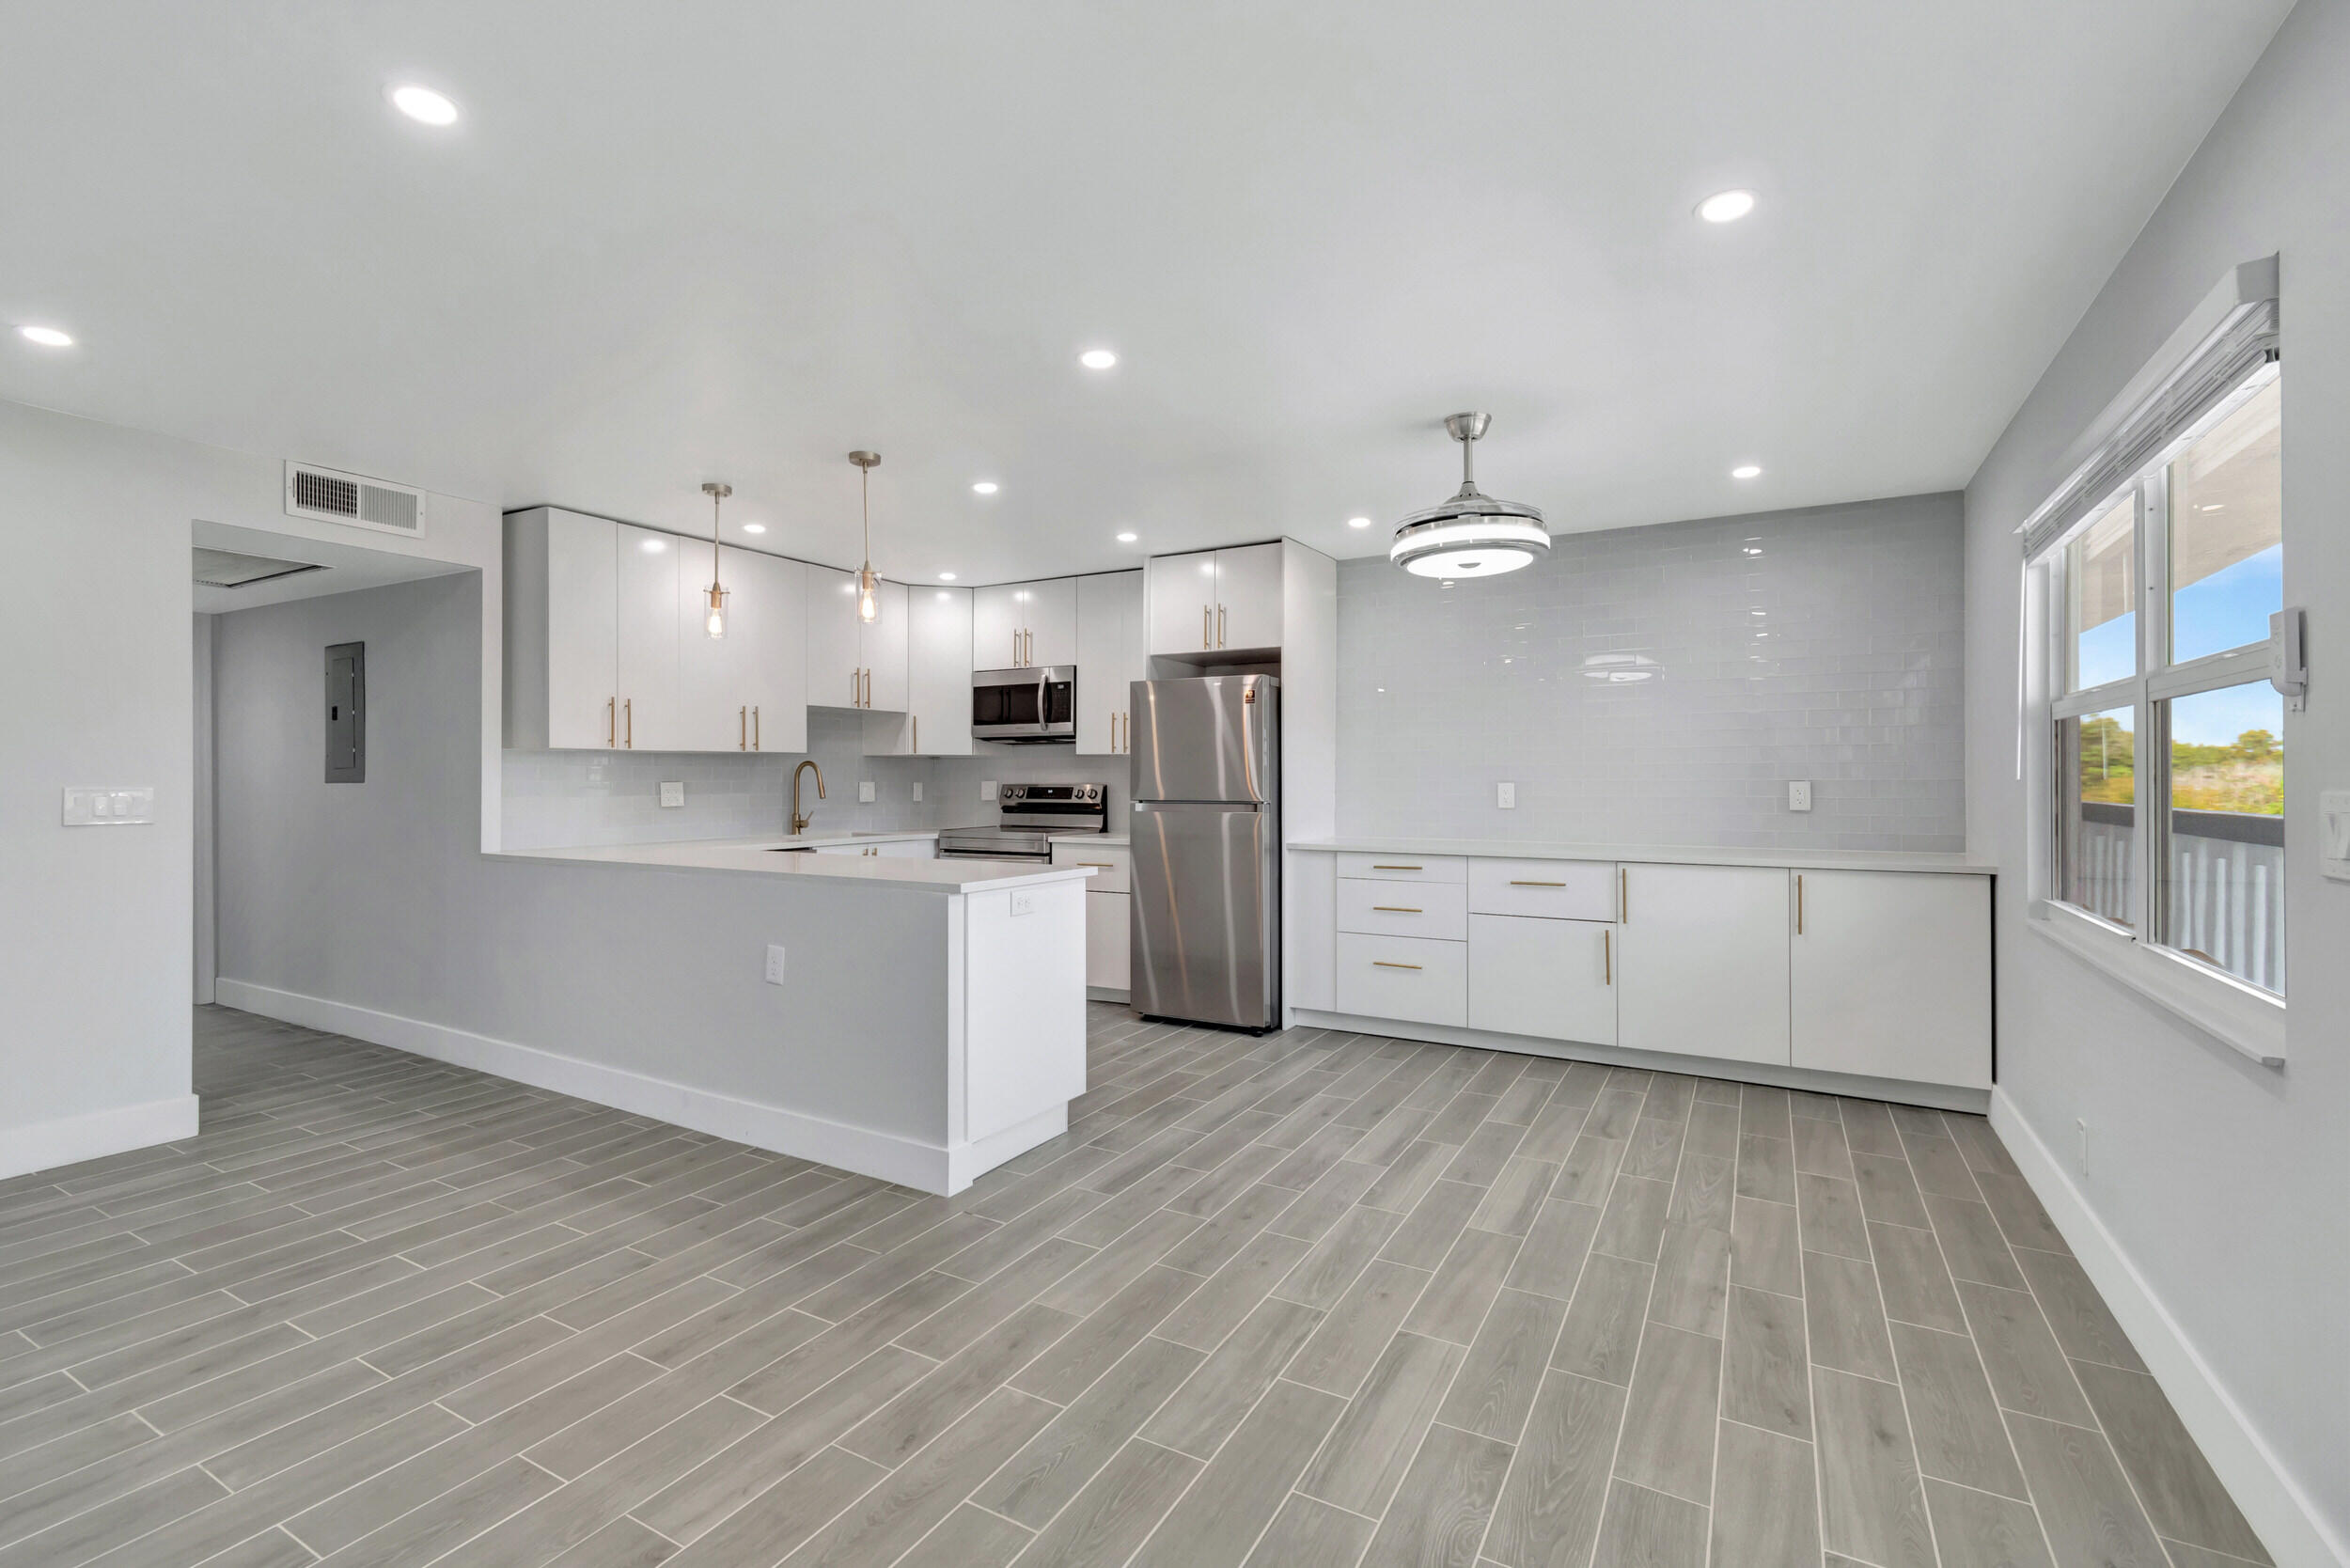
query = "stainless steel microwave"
(971, 666, 1075, 743)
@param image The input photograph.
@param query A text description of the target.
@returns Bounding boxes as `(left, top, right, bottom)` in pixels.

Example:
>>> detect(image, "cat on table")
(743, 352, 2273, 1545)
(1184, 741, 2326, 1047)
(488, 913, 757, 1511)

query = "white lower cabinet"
(1792, 870, 1991, 1089)
(1336, 933, 1467, 1027)
(1617, 863, 1791, 1064)
(1467, 914, 1615, 1045)
(1086, 893, 1132, 993)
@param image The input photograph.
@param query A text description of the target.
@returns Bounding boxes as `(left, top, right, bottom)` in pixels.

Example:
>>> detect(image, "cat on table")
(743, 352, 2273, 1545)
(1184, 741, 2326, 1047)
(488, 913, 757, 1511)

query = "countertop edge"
(1286, 839, 1996, 875)
(486, 846, 1097, 893)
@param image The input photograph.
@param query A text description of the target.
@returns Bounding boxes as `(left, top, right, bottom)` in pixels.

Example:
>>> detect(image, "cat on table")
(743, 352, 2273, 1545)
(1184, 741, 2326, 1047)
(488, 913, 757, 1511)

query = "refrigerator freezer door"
(1130, 675, 1277, 804)
(1131, 802, 1277, 1028)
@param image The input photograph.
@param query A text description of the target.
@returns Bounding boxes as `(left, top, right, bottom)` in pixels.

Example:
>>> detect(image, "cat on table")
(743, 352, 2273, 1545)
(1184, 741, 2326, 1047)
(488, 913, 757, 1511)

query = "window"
(2043, 364, 2284, 996)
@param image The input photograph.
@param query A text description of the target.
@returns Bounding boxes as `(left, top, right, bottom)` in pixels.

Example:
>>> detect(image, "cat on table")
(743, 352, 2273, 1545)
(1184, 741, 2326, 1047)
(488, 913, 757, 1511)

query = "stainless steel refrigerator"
(1129, 675, 1280, 1031)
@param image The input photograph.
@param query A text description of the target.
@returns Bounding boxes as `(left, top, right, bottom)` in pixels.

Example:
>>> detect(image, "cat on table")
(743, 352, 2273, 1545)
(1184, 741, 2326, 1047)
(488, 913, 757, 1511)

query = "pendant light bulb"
(699, 482, 732, 639)
(850, 450, 882, 623)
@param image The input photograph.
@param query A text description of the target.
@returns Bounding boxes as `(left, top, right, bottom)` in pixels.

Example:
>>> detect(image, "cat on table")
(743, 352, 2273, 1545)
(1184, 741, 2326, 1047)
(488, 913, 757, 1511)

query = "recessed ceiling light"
(1731, 463, 1763, 479)
(1698, 189, 1756, 224)
(1117, 531, 1138, 543)
(639, 538, 667, 554)
(740, 522, 766, 534)
(1078, 348, 1118, 370)
(938, 572, 957, 581)
(1347, 516, 1371, 529)
(971, 481, 998, 495)
(2200, 503, 2225, 511)
(18, 325, 73, 347)
(388, 84, 461, 126)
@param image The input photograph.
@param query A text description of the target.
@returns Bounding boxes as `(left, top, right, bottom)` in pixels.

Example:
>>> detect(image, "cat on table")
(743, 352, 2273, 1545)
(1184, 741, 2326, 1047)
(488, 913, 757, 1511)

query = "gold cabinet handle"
(1620, 868, 1628, 922)
(1202, 606, 1212, 650)
(912, 714, 917, 753)
(607, 697, 616, 747)
(1371, 905, 1422, 914)
(1509, 880, 1565, 887)
(1076, 861, 1115, 868)
(1217, 604, 1226, 647)
(624, 698, 633, 747)
(1604, 928, 1612, 985)
(1796, 873, 1804, 935)
(1371, 864, 1422, 871)
(1371, 961, 1423, 970)
(753, 706, 760, 750)
(739, 705, 747, 750)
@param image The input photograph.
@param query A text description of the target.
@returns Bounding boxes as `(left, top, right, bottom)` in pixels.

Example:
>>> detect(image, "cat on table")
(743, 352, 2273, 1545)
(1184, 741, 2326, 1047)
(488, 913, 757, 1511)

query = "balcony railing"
(2070, 802, 2284, 994)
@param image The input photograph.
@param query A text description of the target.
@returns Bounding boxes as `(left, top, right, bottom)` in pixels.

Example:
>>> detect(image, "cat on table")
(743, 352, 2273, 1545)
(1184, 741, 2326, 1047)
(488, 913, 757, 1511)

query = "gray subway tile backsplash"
(1335, 492, 1966, 852)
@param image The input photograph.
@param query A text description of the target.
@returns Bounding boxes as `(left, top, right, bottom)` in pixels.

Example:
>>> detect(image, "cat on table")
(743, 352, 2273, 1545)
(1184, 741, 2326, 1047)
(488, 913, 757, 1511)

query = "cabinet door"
(1214, 542, 1285, 652)
(544, 510, 618, 748)
(1023, 576, 1078, 667)
(1616, 863, 1790, 1064)
(1793, 872, 1990, 1089)
(1335, 933, 1468, 1027)
(1147, 550, 1220, 656)
(673, 538, 739, 752)
(806, 566, 864, 709)
(972, 584, 1026, 670)
(735, 549, 806, 754)
(614, 525, 680, 751)
(1468, 915, 1616, 1044)
(1075, 571, 1143, 755)
(904, 584, 973, 755)
(876, 838, 936, 859)
(861, 579, 908, 711)
(1086, 890, 1132, 991)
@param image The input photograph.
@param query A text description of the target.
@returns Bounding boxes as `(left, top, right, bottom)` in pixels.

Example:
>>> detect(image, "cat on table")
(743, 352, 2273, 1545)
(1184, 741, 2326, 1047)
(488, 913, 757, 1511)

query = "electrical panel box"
(326, 642, 366, 783)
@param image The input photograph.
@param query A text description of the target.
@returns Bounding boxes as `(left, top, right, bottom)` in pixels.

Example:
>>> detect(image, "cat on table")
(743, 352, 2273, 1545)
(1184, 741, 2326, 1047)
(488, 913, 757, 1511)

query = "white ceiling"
(192, 522, 473, 615)
(3, 2, 2290, 586)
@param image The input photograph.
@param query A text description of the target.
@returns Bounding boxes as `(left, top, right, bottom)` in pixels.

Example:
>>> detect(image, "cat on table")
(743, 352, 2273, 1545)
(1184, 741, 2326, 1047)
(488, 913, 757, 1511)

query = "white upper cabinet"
(1147, 550, 1221, 656)
(874, 583, 973, 756)
(507, 508, 619, 750)
(807, 565, 863, 709)
(614, 525, 680, 752)
(1616, 863, 1790, 1065)
(1213, 541, 1284, 652)
(975, 578, 1076, 668)
(864, 578, 909, 712)
(734, 548, 806, 754)
(1146, 542, 1287, 657)
(673, 537, 740, 752)
(1792, 870, 1991, 1089)
(1075, 571, 1145, 756)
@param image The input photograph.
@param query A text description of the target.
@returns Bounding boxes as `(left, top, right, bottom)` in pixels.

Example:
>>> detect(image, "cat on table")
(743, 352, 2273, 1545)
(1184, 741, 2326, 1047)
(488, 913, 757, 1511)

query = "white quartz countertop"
(1289, 838, 1994, 875)
(494, 835, 1095, 892)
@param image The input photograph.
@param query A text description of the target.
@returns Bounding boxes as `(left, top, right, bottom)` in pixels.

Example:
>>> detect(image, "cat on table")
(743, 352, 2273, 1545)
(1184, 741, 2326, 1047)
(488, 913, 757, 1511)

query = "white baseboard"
(213, 979, 1042, 1197)
(0, 1093, 202, 1183)
(1991, 1090, 2346, 1568)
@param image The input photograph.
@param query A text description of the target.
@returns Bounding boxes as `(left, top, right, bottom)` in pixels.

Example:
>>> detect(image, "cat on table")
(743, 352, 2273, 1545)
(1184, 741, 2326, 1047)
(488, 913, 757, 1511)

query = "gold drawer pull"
(1371, 864, 1423, 871)
(1509, 880, 1565, 887)
(1076, 861, 1115, 868)
(1371, 961, 1423, 970)
(1371, 905, 1422, 914)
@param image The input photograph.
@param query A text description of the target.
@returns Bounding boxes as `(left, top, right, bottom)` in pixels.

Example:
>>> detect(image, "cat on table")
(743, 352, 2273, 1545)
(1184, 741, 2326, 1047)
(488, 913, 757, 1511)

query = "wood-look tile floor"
(0, 1005, 2267, 1568)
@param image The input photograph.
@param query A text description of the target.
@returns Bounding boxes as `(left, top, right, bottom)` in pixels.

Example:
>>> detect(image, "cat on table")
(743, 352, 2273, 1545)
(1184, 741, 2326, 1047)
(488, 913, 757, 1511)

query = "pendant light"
(1387, 413, 1550, 578)
(698, 482, 731, 638)
(849, 449, 882, 622)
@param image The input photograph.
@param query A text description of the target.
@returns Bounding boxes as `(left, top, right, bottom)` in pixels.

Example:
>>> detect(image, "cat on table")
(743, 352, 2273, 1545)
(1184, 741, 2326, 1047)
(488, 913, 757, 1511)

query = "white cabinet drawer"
(1337, 877, 1467, 940)
(1051, 840, 1131, 893)
(1333, 853, 1466, 885)
(1468, 914, 1616, 1044)
(1336, 933, 1468, 1027)
(1467, 858, 1617, 920)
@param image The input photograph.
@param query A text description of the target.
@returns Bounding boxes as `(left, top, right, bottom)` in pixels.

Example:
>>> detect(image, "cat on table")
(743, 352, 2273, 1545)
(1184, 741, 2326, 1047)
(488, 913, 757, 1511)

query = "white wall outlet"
(763, 944, 787, 985)
(912, 782, 923, 803)
(2075, 1117, 2090, 1175)
(980, 779, 998, 802)
(1010, 890, 1035, 917)
(62, 787, 156, 826)
(2321, 789, 2350, 881)
(858, 780, 876, 804)
(659, 781, 684, 808)
(1496, 782, 1516, 809)
(1788, 780, 1813, 812)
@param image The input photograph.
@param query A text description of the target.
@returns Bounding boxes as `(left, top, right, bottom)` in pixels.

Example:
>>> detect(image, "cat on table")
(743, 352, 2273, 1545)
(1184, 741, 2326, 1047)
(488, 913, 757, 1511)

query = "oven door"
(971, 667, 1048, 738)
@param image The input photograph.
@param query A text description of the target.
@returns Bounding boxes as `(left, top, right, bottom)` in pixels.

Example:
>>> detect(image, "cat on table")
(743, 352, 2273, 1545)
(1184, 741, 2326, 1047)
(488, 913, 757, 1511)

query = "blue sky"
(2074, 544, 2281, 745)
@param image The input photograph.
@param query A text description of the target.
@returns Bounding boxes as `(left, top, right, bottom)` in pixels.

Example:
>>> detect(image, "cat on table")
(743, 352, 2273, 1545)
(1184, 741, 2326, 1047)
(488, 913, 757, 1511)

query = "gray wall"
(501, 710, 1122, 850)
(1964, 0, 2350, 1554)
(1337, 493, 1965, 850)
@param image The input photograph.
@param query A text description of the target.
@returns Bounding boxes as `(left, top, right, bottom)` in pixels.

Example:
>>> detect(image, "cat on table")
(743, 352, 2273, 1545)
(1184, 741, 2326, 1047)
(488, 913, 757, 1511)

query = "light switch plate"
(659, 781, 684, 808)
(1788, 780, 1813, 812)
(63, 787, 156, 825)
(2322, 789, 2350, 881)
(1496, 782, 1516, 809)
(912, 782, 923, 803)
(858, 780, 876, 804)
(1010, 890, 1035, 916)
(979, 779, 997, 802)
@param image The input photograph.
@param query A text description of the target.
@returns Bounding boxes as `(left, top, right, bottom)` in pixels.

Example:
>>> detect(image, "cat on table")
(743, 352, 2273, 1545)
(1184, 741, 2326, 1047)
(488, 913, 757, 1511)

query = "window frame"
(2030, 359, 2285, 1045)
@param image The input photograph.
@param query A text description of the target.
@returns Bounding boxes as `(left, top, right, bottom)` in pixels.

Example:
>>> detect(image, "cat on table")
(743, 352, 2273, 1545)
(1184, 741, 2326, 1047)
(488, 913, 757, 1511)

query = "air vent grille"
(285, 461, 428, 538)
